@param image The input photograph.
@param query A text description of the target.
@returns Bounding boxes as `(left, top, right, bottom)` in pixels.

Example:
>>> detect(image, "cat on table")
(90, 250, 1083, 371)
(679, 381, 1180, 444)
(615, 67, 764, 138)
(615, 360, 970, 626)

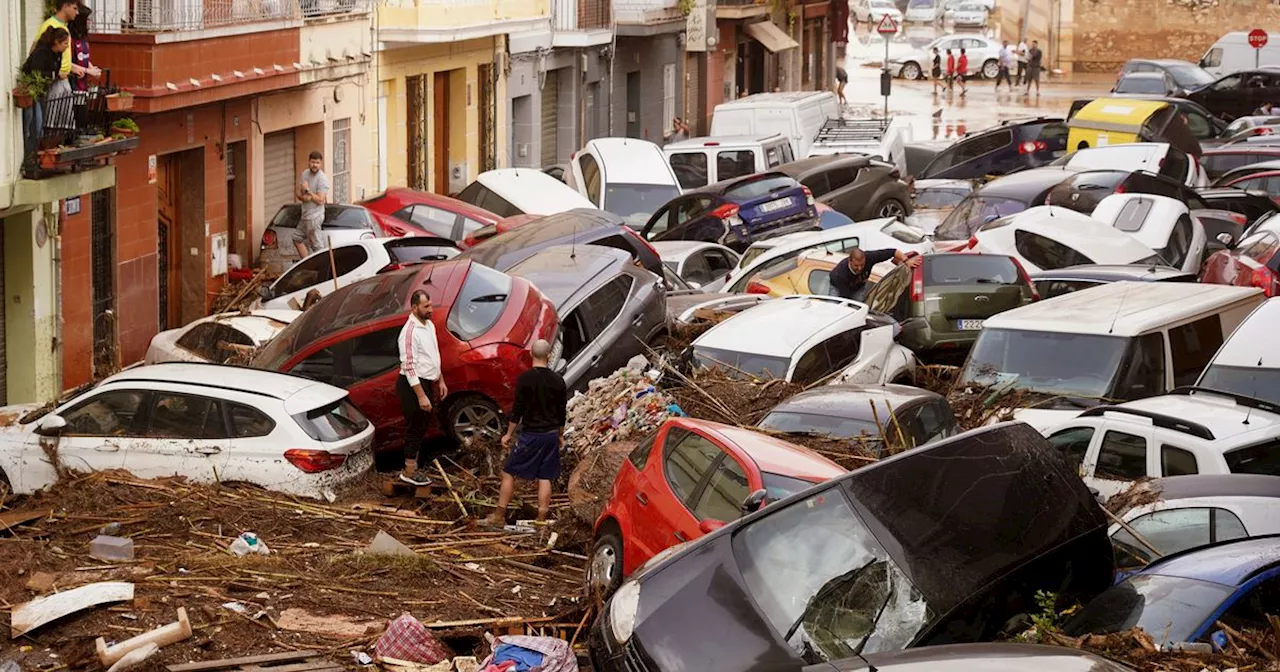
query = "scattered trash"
(10, 581, 134, 639)
(477, 635, 575, 672)
(352, 651, 374, 666)
(374, 613, 451, 665)
(90, 534, 135, 562)
(220, 602, 247, 614)
(100, 522, 123, 536)
(104, 642, 158, 672)
(463, 563, 486, 573)
(165, 650, 338, 672)
(367, 530, 416, 557)
(95, 606, 192, 667)
(377, 658, 450, 672)
(1, 660, 19, 672)
(228, 532, 269, 557)
(453, 657, 480, 672)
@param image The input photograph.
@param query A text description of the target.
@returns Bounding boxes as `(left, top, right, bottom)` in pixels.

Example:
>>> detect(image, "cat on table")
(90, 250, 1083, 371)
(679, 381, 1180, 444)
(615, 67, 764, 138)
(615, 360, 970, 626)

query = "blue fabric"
(491, 643, 545, 672)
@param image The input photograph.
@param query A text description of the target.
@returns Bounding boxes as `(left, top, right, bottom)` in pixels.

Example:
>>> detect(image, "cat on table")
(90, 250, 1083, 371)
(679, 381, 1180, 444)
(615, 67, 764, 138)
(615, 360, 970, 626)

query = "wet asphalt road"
(839, 22, 1115, 143)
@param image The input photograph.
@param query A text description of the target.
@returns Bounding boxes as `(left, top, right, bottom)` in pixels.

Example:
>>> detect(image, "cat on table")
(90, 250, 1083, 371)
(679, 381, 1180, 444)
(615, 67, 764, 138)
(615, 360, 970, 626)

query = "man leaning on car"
(830, 248, 922, 302)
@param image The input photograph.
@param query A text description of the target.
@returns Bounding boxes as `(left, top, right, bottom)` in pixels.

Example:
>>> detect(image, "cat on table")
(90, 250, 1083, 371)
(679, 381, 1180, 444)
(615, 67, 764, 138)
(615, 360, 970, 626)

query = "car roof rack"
(1077, 405, 1215, 440)
(1169, 385, 1280, 416)
(814, 118, 890, 144)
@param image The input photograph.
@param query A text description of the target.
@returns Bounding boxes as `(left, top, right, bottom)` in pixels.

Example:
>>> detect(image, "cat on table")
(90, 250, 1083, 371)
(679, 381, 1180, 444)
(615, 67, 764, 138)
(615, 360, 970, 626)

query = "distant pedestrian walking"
(836, 65, 848, 106)
(996, 41, 1014, 91)
(956, 49, 969, 95)
(1015, 39, 1029, 85)
(295, 150, 329, 258)
(1025, 40, 1043, 95)
(931, 47, 943, 94)
(396, 290, 448, 487)
(489, 339, 568, 526)
(945, 48, 956, 91)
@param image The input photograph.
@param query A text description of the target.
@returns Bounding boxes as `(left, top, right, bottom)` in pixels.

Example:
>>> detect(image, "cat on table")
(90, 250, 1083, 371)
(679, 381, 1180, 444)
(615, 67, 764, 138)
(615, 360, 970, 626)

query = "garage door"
(0, 229, 7, 405)
(541, 69, 560, 167)
(263, 130, 296, 223)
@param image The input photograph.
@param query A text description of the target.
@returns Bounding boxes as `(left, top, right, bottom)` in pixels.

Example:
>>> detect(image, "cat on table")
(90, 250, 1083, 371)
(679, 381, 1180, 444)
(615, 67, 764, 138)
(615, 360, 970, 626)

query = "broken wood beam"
(166, 651, 323, 672)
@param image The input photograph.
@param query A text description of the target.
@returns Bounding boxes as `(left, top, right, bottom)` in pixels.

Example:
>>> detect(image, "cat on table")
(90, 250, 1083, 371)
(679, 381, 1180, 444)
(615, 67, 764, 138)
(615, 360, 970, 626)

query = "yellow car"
(745, 250, 893, 297)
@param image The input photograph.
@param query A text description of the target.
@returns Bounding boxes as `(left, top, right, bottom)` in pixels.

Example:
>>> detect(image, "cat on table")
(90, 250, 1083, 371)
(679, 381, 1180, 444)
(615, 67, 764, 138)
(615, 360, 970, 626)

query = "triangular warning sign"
(876, 14, 899, 34)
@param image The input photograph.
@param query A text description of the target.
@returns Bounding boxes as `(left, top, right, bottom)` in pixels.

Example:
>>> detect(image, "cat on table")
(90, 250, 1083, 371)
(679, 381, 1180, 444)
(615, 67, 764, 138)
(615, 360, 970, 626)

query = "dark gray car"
(455, 208, 663, 276)
(777, 154, 914, 221)
(505, 245, 667, 392)
(758, 384, 959, 453)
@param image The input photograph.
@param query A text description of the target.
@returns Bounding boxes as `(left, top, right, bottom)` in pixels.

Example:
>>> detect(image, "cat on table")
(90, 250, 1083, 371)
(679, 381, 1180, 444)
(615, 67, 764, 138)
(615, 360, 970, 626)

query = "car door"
(1084, 425, 1156, 501)
(268, 245, 370, 309)
(580, 275, 637, 384)
(634, 427, 720, 558)
(821, 163, 867, 220)
(689, 451, 755, 528)
(702, 248, 739, 285)
(124, 390, 232, 483)
(641, 200, 680, 240)
(1044, 424, 1096, 476)
(1111, 506, 1249, 569)
(51, 388, 151, 475)
(1195, 74, 1245, 119)
(680, 251, 715, 286)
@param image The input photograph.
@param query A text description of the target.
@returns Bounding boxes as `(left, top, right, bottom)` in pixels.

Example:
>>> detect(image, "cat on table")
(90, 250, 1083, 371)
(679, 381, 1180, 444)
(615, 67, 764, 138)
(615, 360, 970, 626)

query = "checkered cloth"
(375, 613, 451, 664)
(481, 635, 577, 672)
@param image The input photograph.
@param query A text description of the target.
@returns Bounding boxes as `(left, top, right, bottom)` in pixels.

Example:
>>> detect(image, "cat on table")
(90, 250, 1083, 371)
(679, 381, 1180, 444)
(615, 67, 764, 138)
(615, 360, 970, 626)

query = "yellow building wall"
(377, 0, 549, 31)
(374, 38, 507, 192)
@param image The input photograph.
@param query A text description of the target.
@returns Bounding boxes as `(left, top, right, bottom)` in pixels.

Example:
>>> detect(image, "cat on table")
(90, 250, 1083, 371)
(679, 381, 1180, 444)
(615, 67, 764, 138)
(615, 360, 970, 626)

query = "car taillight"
(1229, 212, 1249, 225)
(1010, 257, 1039, 300)
(622, 226, 662, 263)
(1258, 127, 1274, 136)
(383, 222, 406, 237)
(910, 264, 924, 302)
(801, 186, 816, 206)
(1251, 267, 1279, 297)
(1114, 185, 1127, 194)
(746, 281, 771, 294)
(283, 449, 346, 473)
(967, 235, 979, 250)
(378, 263, 407, 273)
(1018, 141, 1047, 154)
(262, 229, 278, 249)
(712, 203, 741, 220)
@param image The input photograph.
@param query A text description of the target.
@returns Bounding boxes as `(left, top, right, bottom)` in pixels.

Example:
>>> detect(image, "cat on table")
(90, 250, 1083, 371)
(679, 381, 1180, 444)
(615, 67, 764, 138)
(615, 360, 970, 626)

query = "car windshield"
(758, 410, 883, 440)
(447, 264, 512, 341)
(914, 187, 970, 210)
(1061, 575, 1233, 645)
(959, 328, 1133, 406)
(1198, 364, 1280, 408)
(693, 345, 791, 380)
(1166, 64, 1215, 89)
(733, 488, 932, 664)
(935, 196, 1030, 241)
(1116, 76, 1170, 95)
(604, 183, 681, 227)
(762, 472, 820, 501)
(293, 398, 370, 442)
(726, 175, 798, 201)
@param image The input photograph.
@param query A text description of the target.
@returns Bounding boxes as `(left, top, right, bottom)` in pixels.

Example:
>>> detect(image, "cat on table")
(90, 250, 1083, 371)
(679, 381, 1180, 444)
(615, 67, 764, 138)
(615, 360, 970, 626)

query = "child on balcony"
(21, 27, 72, 160)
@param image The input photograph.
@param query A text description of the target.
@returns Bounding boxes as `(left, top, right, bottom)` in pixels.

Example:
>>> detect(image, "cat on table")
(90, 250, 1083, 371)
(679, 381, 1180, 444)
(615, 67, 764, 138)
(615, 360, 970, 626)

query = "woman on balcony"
(69, 4, 102, 129)
(21, 27, 72, 160)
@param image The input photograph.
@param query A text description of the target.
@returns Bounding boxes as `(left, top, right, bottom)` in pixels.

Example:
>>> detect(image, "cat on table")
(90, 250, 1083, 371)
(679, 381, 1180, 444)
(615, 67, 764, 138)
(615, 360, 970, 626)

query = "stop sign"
(1249, 28, 1268, 49)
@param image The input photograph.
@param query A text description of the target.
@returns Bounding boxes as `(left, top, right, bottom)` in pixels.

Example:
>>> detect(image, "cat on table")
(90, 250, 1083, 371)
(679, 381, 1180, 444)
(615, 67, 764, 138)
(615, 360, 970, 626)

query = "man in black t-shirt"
(489, 339, 568, 526)
(829, 248, 922, 302)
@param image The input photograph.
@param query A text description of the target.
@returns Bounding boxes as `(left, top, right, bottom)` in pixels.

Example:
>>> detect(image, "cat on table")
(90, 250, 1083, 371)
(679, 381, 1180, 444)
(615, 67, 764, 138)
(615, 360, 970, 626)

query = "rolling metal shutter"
(541, 69, 560, 167)
(263, 130, 296, 221)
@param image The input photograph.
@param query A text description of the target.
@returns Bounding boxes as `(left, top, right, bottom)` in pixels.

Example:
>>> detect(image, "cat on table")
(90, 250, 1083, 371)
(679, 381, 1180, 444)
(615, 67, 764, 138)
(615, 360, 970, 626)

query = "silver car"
(504, 245, 667, 392)
(887, 34, 1001, 80)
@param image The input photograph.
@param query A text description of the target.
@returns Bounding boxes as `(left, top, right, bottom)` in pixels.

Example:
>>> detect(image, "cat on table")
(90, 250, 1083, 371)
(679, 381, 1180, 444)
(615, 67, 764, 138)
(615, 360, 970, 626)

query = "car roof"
(504, 244, 630, 308)
(776, 154, 873, 177)
(747, 219, 894, 253)
(1126, 58, 1198, 67)
(1028, 263, 1191, 282)
(1207, 297, 1280, 368)
(474, 168, 597, 213)
(365, 188, 499, 222)
(694, 296, 865, 358)
(1137, 535, 1280, 586)
(984, 281, 1262, 336)
(457, 208, 629, 270)
(664, 134, 790, 150)
(101, 362, 346, 414)
(1222, 159, 1280, 178)
(977, 167, 1079, 198)
(716, 91, 834, 106)
(857, 644, 1136, 672)
(1119, 72, 1170, 80)
(676, 418, 846, 482)
(687, 171, 794, 196)
(1100, 389, 1280, 442)
(1137, 474, 1280, 503)
(767, 384, 940, 420)
(582, 138, 673, 185)
(1063, 143, 1171, 170)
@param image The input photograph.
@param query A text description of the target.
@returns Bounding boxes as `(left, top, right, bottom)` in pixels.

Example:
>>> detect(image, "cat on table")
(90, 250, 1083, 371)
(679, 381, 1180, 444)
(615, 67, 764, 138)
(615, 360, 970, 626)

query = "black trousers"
(397, 374, 442, 467)
(1015, 61, 1027, 85)
(996, 67, 1012, 87)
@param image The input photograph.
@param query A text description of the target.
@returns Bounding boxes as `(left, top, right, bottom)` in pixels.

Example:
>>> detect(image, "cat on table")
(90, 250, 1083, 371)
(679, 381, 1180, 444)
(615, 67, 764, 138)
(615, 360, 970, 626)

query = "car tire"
(877, 198, 908, 219)
(588, 527, 625, 599)
(0, 469, 10, 500)
(901, 62, 922, 80)
(445, 395, 504, 446)
(981, 59, 999, 79)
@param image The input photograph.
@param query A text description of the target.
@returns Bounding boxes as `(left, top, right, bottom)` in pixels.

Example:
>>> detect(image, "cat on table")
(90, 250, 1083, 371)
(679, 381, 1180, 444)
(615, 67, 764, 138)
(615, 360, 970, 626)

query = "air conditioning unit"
(128, 0, 205, 31)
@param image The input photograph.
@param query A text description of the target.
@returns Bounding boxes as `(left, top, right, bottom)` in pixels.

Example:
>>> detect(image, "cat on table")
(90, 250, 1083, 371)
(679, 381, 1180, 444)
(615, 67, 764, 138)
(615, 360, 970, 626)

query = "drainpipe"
(608, 27, 617, 135)
(51, 205, 63, 389)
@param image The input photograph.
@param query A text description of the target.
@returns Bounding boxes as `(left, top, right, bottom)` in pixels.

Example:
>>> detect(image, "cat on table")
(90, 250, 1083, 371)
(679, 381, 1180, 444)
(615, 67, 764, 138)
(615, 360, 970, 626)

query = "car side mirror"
(1216, 232, 1234, 247)
(36, 414, 66, 436)
(741, 488, 768, 515)
(698, 519, 726, 534)
(258, 284, 273, 301)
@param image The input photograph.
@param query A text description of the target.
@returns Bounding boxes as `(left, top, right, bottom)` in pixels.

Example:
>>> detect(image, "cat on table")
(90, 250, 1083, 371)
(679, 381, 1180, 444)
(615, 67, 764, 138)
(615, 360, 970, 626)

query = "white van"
(663, 134, 796, 191)
(455, 168, 597, 218)
(956, 281, 1265, 432)
(566, 138, 682, 228)
(710, 91, 841, 158)
(1201, 31, 1280, 77)
(1198, 297, 1280, 405)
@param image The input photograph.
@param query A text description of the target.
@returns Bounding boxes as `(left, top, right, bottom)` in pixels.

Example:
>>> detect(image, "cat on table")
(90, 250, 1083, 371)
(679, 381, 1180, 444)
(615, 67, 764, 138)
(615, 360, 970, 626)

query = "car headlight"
(609, 580, 642, 643)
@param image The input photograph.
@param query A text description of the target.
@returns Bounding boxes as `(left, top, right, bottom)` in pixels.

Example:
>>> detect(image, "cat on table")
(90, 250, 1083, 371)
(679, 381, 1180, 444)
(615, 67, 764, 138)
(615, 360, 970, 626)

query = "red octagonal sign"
(1250, 29, 1269, 49)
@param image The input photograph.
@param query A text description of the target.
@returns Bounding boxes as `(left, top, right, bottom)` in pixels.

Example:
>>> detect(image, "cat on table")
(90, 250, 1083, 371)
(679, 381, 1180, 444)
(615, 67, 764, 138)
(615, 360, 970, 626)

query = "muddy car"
(587, 422, 1115, 672)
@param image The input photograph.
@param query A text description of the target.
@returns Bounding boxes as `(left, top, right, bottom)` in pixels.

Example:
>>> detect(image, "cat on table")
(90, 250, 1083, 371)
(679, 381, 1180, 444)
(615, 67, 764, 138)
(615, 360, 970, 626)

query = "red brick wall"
(61, 204, 94, 390)
(92, 30, 302, 94)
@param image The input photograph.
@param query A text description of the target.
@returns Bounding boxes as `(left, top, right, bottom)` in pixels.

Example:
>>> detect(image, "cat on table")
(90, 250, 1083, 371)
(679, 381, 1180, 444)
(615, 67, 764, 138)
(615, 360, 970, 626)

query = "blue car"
(1062, 536, 1280, 649)
(640, 172, 819, 252)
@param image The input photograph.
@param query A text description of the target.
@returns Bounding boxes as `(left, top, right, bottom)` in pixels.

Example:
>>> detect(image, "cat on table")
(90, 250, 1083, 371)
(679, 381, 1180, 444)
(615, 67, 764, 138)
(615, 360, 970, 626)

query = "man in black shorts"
(489, 339, 567, 526)
(836, 65, 848, 106)
(931, 47, 943, 94)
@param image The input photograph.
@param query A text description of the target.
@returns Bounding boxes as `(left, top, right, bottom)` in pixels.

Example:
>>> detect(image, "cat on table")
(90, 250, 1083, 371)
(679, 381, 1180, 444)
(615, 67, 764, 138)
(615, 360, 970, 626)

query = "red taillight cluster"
(1010, 257, 1040, 300)
(378, 262, 408, 274)
(801, 186, 816, 207)
(967, 235, 979, 250)
(910, 264, 924, 302)
(1251, 267, 1279, 297)
(1018, 141, 1048, 154)
(746, 281, 771, 295)
(262, 229, 278, 249)
(383, 222, 407, 237)
(284, 449, 346, 473)
(712, 203, 741, 220)
(1229, 212, 1249, 225)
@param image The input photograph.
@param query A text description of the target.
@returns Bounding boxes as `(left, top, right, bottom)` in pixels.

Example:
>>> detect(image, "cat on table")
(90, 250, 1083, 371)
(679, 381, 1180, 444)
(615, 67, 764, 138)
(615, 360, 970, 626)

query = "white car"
(1198, 297, 1280, 406)
(947, 2, 989, 27)
(691, 294, 917, 386)
(256, 237, 459, 310)
(1052, 143, 1209, 188)
(1041, 388, 1280, 501)
(1091, 193, 1208, 274)
(887, 35, 1002, 80)
(456, 168, 597, 218)
(905, 0, 943, 23)
(258, 204, 385, 274)
(1107, 474, 1280, 570)
(145, 310, 299, 365)
(0, 364, 375, 499)
(651, 241, 741, 289)
(567, 138, 682, 228)
(853, 0, 903, 24)
(971, 206, 1165, 273)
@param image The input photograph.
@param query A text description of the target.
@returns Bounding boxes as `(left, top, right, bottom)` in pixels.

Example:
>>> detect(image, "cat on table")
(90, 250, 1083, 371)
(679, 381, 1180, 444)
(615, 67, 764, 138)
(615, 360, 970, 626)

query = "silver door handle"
(194, 446, 222, 455)
(95, 442, 120, 452)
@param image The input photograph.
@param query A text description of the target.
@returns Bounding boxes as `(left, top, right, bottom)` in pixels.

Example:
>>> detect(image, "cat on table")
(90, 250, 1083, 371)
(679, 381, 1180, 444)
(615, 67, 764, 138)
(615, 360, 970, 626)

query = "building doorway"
(542, 69, 561, 165)
(625, 71, 640, 138)
(90, 188, 116, 378)
(226, 140, 248, 265)
(434, 71, 450, 194)
(155, 150, 206, 331)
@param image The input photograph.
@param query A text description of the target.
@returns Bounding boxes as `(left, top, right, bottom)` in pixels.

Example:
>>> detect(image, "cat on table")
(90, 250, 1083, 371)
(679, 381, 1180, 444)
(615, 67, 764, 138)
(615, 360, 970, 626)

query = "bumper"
(587, 610, 656, 672)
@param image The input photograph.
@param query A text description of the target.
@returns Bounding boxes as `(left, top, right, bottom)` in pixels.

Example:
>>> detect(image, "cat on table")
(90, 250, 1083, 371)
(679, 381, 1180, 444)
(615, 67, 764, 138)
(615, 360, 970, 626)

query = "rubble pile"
(209, 269, 276, 314)
(1043, 625, 1280, 672)
(562, 358, 675, 468)
(663, 367, 804, 427)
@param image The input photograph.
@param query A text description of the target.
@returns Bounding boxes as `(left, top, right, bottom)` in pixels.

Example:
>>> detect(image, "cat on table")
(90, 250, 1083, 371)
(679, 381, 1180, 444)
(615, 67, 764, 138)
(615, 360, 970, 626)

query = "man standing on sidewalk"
(489, 339, 567, 527)
(996, 41, 1014, 92)
(397, 290, 448, 487)
(294, 150, 329, 258)
(1025, 40, 1043, 96)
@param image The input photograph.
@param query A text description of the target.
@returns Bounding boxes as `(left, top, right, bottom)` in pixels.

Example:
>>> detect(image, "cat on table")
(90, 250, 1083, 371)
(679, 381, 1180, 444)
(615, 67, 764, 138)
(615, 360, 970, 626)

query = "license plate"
(759, 198, 793, 213)
(956, 319, 985, 331)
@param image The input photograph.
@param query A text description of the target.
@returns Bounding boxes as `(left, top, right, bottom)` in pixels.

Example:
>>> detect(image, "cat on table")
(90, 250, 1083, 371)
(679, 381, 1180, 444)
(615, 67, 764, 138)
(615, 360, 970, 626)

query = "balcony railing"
(20, 76, 139, 179)
(93, 0, 370, 33)
(552, 0, 611, 30)
(614, 0, 680, 24)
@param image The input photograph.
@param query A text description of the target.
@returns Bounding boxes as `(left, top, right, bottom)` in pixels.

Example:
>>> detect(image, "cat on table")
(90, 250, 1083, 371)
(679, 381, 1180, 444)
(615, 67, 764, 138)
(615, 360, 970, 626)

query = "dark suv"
(918, 118, 1069, 180)
(640, 172, 819, 252)
(454, 208, 664, 276)
(776, 155, 913, 221)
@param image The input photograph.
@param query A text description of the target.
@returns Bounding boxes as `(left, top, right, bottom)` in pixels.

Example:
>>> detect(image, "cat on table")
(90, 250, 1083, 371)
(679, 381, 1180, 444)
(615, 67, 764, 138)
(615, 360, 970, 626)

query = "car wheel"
(588, 529, 625, 598)
(901, 62, 922, 80)
(981, 59, 999, 79)
(877, 198, 908, 219)
(446, 395, 504, 446)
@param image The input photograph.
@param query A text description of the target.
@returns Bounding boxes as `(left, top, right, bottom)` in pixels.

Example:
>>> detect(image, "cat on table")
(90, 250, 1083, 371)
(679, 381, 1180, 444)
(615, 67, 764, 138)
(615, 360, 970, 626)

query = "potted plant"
(38, 148, 59, 170)
(12, 71, 50, 109)
(110, 118, 139, 138)
(105, 90, 134, 111)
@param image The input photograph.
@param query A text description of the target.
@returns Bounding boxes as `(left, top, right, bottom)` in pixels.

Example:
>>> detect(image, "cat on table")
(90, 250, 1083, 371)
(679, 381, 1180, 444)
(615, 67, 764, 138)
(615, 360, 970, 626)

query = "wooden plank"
(423, 616, 556, 629)
(238, 660, 342, 672)
(166, 651, 321, 672)
(0, 508, 49, 533)
(11, 581, 134, 638)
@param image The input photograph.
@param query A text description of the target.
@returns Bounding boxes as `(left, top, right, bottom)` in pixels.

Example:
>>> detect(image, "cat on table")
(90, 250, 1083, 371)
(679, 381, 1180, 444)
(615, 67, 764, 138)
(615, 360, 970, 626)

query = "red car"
(360, 187, 501, 243)
(588, 418, 845, 595)
(1200, 216, 1280, 296)
(251, 259, 558, 470)
(462, 214, 544, 248)
(1218, 169, 1280, 206)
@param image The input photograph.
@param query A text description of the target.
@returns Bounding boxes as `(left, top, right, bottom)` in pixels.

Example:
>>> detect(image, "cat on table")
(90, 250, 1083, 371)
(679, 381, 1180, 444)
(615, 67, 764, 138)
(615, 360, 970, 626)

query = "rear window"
(293, 398, 369, 442)
(1115, 76, 1170, 95)
(935, 196, 1029, 241)
(271, 206, 370, 230)
(387, 240, 457, 264)
(725, 175, 798, 201)
(457, 182, 520, 218)
(1225, 439, 1280, 476)
(924, 255, 1021, 285)
(757, 410, 881, 440)
(693, 345, 790, 380)
(447, 264, 513, 340)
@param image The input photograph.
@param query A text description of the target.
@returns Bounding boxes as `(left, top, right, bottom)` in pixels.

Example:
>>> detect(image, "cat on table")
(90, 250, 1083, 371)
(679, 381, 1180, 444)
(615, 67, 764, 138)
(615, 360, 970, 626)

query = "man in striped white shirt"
(397, 289, 448, 486)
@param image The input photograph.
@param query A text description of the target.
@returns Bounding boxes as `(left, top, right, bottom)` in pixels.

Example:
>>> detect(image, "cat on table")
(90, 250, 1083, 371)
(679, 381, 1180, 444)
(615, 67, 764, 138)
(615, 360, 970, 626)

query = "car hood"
(666, 290, 734, 319)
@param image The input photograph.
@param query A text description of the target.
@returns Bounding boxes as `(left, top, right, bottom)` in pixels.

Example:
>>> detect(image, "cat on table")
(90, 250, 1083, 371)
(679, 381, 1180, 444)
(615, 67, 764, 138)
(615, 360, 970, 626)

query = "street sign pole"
(876, 14, 898, 123)
(883, 38, 890, 121)
(1249, 29, 1269, 69)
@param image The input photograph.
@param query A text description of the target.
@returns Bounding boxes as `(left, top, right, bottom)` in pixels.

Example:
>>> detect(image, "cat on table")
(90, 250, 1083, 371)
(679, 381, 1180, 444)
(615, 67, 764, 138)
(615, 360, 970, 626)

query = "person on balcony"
(21, 27, 72, 160)
(35, 1, 98, 82)
(68, 4, 102, 128)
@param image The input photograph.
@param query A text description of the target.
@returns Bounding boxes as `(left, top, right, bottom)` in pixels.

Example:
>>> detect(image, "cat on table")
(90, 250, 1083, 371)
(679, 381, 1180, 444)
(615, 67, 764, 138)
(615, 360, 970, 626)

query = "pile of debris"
(563, 357, 675, 470)
(209, 269, 276, 314)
